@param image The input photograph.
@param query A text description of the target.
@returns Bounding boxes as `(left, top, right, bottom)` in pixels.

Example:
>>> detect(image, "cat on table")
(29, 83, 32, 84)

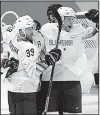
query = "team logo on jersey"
(49, 40, 73, 46)
(9, 41, 19, 55)
(17, 85, 23, 92)
(70, 35, 77, 39)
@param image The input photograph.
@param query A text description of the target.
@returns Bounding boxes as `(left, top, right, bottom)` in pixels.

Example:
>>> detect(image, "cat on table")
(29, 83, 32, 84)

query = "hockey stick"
(43, 6, 62, 115)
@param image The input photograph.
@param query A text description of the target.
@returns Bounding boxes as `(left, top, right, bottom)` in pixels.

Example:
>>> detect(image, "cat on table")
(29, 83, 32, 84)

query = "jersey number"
(26, 48, 34, 57)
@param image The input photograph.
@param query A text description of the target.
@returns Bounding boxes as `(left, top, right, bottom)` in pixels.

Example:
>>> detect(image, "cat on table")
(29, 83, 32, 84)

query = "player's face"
(25, 25, 36, 42)
(24, 28, 33, 43)
(48, 12, 55, 23)
(63, 17, 74, 32)
(25, 27, 34, 38)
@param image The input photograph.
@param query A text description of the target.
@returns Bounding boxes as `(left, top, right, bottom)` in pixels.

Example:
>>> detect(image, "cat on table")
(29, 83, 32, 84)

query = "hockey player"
(1, 24, 17, 76)
(2, 15, 61, 115)
(37, 6, 98, 115)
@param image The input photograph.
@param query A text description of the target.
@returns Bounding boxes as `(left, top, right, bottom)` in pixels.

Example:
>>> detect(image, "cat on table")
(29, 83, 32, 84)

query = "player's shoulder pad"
(41, 23, 58, 36)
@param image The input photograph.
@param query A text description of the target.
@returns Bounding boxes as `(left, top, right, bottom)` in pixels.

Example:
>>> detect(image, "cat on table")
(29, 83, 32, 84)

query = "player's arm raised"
(82, 26, 98, 39)
(85, 9, 99, 29)
(82, 9, 99, 39)
(1, 39, 10, 69)
(1, 24, 13, 68)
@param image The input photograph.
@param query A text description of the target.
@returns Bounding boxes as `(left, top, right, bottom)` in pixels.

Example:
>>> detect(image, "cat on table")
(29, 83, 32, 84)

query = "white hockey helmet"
(13, 15, 35, 34)
(57, 7, 76, 21)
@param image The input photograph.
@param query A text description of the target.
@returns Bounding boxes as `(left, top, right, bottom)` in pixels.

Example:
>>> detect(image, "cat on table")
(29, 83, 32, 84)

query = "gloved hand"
(9, 57, 19, 69)
(85, 9, 99, 29)
(45, 48, 61, 66)
(4, 57, 19, 78)
(2, 58, 12, 69)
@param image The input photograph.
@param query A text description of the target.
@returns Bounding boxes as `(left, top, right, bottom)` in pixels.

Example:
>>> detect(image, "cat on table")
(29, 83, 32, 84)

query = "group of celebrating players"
(1, 3, 99, 115)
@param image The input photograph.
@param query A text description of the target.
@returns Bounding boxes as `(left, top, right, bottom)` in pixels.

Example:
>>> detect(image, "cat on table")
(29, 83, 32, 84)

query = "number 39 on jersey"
(26, 48, 34, 57)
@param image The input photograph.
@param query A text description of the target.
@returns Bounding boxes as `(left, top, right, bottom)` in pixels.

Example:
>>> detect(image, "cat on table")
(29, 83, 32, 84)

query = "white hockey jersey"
(3, 32, 40, 93)
(41, 23, 91, 81)
(32, 31, 46, 60)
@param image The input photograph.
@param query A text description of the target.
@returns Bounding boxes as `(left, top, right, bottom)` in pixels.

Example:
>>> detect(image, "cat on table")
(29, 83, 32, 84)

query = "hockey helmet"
(57, 7, 76, 21)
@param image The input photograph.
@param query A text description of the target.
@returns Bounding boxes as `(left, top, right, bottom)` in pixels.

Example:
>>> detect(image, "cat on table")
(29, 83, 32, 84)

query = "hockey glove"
(2, 58, 12, 69)
(45, 48, 61, 66)
(5, 57, 19, 78)
(85, 9, 99, 29)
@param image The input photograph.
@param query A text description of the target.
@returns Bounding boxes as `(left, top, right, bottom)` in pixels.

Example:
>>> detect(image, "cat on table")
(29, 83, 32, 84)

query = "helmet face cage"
(19, 28, 26, 39)
(63, 16, 76, 24)
(12, 15, 42, 42)
(12, 15, 37, 40)
(47, 4, 62, 23)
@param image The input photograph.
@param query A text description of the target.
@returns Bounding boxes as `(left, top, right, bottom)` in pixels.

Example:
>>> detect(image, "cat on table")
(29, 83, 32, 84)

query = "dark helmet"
(47, 4, 62, 23)
(34, 20, 41, 30)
